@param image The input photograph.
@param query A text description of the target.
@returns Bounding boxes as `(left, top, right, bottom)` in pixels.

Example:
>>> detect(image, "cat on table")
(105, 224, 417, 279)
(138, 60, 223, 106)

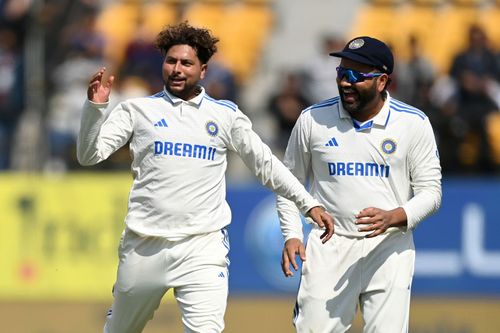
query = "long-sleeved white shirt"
(77, 87, 321, 240)
(277, 93, 442, 241)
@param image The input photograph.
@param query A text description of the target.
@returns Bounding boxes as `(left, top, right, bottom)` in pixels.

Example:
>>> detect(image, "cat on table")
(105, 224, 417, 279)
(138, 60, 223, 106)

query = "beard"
(338, 80, 378, 115)
(163, 75, 200, 100)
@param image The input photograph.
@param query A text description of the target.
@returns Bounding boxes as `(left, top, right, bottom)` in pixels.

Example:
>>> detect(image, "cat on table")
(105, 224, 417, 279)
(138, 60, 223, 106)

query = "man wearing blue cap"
(277, 36, 442, 332)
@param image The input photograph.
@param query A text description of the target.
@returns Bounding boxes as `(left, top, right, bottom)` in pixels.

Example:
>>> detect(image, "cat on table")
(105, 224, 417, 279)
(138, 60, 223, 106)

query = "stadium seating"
(95, 0, 274, 84)
(95, 1, 141, 68)
(219, 2, 273, 81)
(349, 4, 398, 46)
(410, 0, 444, 5)
(348, 0, 497, 73)
(368, 0, 404, 5)
(450, 0, 483, 5)
(183, 2, 225, 32)
(395, 4, 439, 60)
(141, 2, 177, 34)
(431, 5, 480, 72)
(479, 5, 500, 49)
(183, 1, 273, 82)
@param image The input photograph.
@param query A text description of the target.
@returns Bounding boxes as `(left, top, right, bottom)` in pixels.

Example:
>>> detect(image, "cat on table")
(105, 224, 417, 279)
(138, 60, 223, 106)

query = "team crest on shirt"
(381, 138, 397, 154)
(206, 121, 219, 137)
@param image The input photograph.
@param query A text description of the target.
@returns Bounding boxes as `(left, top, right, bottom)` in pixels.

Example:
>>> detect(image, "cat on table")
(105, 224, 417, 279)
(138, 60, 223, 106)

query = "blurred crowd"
(1, 0, 499, 176)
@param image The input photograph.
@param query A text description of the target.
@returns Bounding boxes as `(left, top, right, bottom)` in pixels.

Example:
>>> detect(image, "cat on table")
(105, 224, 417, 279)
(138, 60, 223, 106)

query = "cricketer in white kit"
(277, 36, 442, 333)
(77, 23, 333, 333)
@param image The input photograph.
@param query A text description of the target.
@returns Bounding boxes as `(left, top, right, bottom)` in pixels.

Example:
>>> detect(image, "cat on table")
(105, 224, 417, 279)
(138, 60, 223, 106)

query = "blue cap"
(330, 36, 394, 74)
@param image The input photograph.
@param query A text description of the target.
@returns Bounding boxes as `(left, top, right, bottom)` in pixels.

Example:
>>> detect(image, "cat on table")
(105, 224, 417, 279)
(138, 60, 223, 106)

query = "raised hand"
(88, 67, 114, 103)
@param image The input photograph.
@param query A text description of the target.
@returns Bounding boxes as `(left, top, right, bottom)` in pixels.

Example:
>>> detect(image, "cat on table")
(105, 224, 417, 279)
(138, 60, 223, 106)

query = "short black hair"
(155, 21, 219, 64)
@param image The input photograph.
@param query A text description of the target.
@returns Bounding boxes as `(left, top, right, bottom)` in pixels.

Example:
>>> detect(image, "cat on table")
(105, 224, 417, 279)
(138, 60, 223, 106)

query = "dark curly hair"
(155, 21, 219, 64)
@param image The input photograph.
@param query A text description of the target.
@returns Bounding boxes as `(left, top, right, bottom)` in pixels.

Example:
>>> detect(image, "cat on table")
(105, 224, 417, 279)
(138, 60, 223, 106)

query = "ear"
(377, 74, 389, 92)
(200, 63, 208, 80)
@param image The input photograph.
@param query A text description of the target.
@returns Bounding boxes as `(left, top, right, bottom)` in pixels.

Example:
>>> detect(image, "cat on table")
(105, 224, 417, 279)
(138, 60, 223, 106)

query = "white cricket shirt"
(77, 87, 321, 240)
(277, 93, 442, 240)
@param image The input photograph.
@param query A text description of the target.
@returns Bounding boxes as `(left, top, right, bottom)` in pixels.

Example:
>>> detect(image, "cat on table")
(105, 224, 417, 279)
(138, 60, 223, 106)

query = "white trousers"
(104, 228, 230, 333)
(294, 229, 415, 333)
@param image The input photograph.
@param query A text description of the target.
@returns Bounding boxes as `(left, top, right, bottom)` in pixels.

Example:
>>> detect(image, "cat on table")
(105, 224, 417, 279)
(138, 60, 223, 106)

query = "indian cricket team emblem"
(381, 138, 397, 154)
(206, 121, 219, 137)
(349, 38, 365, 49)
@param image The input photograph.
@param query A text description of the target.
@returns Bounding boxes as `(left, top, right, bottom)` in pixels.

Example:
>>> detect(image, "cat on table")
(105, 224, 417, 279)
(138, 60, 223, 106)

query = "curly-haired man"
(77, 22, 334, 333)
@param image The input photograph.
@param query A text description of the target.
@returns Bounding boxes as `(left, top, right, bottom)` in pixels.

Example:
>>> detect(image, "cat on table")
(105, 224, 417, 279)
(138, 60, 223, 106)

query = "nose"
(173, 61, 181, 73)
(338, 75, 352, 87)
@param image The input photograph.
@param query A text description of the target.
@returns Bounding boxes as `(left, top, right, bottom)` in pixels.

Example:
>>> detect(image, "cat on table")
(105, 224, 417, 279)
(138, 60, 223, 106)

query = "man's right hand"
(306, 206, 334, 243)
(281, 238, 306, 277)
(88, 67, 114, 103)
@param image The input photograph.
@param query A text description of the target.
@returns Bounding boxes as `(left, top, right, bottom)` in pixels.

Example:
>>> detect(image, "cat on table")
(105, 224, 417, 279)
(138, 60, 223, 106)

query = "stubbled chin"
(168, 84, 184, 93)
(166, 85, 184, 98)
(341, 96, 359, 113)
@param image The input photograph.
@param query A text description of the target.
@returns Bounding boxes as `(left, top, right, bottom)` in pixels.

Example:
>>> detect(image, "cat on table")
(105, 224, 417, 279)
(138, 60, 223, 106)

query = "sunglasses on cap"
(336, 66, 384, 84)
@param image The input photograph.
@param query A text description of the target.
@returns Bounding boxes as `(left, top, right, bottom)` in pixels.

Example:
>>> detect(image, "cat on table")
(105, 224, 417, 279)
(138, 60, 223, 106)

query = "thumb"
(308, 208, 325, 228)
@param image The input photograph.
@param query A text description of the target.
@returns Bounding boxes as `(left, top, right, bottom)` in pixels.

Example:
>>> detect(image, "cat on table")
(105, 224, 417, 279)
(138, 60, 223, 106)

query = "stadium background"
(1, 0, 499, 332)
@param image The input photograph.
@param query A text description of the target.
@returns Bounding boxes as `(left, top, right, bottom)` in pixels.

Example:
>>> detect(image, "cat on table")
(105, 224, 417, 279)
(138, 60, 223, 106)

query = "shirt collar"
(163, 86, 206, 107)
(337, 91, 392, 131)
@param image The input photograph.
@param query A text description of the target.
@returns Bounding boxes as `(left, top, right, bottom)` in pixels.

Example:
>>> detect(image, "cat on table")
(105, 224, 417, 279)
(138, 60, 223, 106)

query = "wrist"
(390, 207, 408, 227)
